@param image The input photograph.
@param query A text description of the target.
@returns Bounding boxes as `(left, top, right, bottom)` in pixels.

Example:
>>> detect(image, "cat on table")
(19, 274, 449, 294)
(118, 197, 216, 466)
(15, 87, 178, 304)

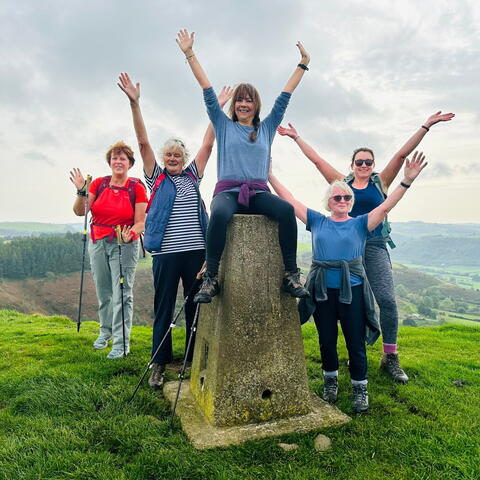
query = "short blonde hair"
(159, 138, 190, 167)
(323, 180, 355, 213)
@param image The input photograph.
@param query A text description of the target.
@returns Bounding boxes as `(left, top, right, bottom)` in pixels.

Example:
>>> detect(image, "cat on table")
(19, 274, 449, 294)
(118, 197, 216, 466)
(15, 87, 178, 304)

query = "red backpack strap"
(146, 172, 166, 213)
(125, 177, 147, 209)
(94, 176, 112, 201)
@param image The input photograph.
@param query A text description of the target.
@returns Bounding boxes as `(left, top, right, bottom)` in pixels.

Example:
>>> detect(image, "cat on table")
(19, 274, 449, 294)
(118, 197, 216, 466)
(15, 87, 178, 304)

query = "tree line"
(0, 233, 89, 280)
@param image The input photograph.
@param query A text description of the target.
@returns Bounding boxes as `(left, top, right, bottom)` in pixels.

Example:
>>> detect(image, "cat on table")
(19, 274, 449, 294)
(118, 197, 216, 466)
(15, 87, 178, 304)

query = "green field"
(0, 310, 479, 480)
(403, 263, 480, 290)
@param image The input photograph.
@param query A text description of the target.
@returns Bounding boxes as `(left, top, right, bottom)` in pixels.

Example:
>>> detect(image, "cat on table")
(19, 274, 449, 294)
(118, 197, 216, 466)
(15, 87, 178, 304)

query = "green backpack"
(343, 172, 396, 249)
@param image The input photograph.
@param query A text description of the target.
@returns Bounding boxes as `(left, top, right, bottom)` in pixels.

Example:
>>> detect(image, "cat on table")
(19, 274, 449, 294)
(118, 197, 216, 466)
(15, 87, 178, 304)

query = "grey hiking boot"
(194, 274, 220, 303)
(380, 353, 409, 383)
(148, 363, 166, 390)
(323, 376, 338, 404)
(106, 346, 130, 359)
(352, 384, 369, 413)
(93, 335, 111, 350)
(282, 269, 310, 298)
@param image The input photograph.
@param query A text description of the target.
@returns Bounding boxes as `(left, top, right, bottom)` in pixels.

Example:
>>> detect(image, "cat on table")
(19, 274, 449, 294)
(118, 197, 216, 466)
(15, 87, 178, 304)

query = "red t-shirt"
(89, 177, 148, 241)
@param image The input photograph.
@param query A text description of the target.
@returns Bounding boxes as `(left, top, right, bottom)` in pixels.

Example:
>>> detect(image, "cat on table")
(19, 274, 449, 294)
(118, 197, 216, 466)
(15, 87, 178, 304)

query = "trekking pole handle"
(116, 225, 123, 246)
(196, 261, 207, 280)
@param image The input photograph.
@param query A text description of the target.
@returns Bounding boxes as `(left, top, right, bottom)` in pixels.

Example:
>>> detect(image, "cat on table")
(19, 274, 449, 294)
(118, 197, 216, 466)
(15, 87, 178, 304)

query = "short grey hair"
(323, 180, 355, 213)
(159, 138, 190, 167)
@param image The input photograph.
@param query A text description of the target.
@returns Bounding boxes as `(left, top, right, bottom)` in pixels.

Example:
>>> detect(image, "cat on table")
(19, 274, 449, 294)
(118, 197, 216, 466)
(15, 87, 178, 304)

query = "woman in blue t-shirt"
(176, 28, 310, 303)
(275, 113, 454, 383)
(269, 152, 427, 413)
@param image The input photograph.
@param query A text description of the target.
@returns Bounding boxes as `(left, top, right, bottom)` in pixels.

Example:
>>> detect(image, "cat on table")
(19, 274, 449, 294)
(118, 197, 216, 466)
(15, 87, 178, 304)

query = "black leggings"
(206, 191, 298, 276)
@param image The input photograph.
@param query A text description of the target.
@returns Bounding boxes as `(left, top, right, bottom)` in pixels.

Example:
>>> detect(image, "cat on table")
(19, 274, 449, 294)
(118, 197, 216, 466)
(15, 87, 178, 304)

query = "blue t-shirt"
(348, 179, 385, 238)
(203, 87, 291, 187)
(306, 209, 369, 288)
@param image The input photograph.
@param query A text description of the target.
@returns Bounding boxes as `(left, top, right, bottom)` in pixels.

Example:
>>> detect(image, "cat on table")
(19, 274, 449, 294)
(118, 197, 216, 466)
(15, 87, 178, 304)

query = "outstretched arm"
(278, 123, 345, 183)
(282, 41, 310, 94)
(269, 173, 307, 224)
(195, 86, 233, 177)
(117, 72, 157, 178)
(369, 151, 427, 231)
(176, 29, 211, 89)
(380, 111, 454, 188)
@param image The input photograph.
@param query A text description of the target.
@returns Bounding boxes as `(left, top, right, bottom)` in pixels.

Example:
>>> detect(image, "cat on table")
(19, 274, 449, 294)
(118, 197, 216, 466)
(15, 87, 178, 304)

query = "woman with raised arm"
(118, 72, 232, 389)
(176, 28, 310, 303)
(277, 112, 454, 383)
(70, 142, 148, 359)
(269, 152, 427, 413)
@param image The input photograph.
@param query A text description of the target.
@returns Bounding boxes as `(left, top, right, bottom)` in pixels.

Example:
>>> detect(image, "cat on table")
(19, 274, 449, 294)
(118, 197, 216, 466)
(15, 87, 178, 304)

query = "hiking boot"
(106, 346, 130, 359)
(148, 363, 166, 390)
(380, 353, 409, 383)
(194, 274, 220, 303)
(323, 376, 338, 404)
(352, 384, 369, 413)
(93, 335, 111, 350)
(282, 269, 310, 298)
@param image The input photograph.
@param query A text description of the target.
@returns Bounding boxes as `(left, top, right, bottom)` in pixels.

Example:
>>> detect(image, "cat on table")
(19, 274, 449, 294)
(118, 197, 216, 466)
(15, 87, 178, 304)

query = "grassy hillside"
(0, 310, 479, 480)
(0, 222, 81, 237)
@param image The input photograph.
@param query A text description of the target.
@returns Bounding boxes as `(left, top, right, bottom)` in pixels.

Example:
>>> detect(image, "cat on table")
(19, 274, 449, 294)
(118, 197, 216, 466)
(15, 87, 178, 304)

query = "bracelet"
(76, 190, 86, 197)
(297, 63, 309, 71)
(293, 135, 300, 142)
(421, 125, 429, 132)
(185, 54, 195, 62)
(400, 181, 411, 189)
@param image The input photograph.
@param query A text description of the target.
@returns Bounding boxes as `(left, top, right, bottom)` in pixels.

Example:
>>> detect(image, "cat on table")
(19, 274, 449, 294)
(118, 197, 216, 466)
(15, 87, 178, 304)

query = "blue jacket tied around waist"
(143, 165, 208, 253)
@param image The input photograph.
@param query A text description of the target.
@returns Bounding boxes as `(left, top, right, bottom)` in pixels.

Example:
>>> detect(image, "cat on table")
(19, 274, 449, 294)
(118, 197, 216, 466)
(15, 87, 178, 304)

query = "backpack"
(344, 172, 396, 249)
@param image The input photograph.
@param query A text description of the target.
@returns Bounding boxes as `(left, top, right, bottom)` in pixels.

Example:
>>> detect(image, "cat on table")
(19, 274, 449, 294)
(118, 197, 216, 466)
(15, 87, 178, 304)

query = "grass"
(0, 310, 479, 480)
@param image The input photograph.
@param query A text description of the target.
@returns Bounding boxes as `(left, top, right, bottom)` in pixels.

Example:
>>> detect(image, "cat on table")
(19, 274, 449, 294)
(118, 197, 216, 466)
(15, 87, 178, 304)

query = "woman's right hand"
(69, 168, 86, 191)
(176, 29, 195, 54)
(117, 72, 140, 104)
(277, 122, 299, 140)
(404, 151, 428, 183)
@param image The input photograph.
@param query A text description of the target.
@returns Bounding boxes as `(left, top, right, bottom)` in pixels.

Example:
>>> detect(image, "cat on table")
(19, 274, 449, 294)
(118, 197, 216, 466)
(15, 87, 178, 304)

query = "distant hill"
(0, 222, 82, 237)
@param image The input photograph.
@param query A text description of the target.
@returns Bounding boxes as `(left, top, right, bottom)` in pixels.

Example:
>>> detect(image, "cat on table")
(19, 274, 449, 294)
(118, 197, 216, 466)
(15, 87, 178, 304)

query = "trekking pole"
(170, 301, 200, 425)
(128, 262, 206, 403)
(76, 174, 92, 333)
(116, 226, 127, 358)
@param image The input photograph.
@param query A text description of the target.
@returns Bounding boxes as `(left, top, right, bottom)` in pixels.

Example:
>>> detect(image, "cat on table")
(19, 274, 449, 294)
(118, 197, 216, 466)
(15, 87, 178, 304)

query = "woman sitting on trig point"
(176, 28, 311, 303)
(269, 152, 427, 413)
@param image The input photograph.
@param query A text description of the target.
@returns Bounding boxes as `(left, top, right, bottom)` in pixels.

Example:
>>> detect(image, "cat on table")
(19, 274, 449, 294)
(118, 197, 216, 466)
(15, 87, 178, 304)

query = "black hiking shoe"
(323, 376, 338, 404)
(380, 353, 409, 383)
(148, 363, 166, 390)
(194, 274, 220, 303)
(282, 269, 310, 298)
(352, 384, 369, 413)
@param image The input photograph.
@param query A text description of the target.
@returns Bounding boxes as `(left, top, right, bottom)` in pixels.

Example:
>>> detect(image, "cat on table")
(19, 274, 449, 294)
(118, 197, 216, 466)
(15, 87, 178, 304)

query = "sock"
(351, 379, 368, 386)
(323, 370, 338, 378)
(383, 343, 397, 354)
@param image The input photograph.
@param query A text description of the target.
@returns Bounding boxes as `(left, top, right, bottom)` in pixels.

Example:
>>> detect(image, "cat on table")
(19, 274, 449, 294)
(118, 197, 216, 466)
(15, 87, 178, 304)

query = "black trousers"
(206, 191, 298, 276)
(312, 285, 368, 381)
(151, 249, 205, 364)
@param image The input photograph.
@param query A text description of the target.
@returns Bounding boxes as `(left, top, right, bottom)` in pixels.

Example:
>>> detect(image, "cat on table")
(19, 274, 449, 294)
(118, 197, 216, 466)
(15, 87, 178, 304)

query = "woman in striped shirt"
(118, 72, 232, 389)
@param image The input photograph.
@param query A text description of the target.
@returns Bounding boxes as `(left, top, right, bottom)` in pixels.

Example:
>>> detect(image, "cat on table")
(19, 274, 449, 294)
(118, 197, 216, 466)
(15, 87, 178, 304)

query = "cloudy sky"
(1, 0, 479, 224)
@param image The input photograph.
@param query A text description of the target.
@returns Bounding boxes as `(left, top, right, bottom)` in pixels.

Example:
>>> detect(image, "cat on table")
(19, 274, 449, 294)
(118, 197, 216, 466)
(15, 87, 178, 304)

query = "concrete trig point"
(164, 215, 350, 448)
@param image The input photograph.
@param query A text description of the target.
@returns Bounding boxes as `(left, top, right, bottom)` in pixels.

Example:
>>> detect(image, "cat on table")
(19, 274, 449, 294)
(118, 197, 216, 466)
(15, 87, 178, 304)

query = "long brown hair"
(229, 83, 262, 142)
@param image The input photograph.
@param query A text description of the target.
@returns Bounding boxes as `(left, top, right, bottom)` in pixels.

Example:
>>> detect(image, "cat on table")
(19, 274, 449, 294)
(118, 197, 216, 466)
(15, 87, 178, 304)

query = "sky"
(1, 0, 479, 224)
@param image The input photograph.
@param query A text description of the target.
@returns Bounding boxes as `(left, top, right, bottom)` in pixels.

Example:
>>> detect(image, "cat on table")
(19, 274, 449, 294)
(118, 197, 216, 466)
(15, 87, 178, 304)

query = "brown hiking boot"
(282, 269, 310, 298)
(380, 353, 409, 383)
(148, 363, 166, 390)
(194, 274, 220, 303)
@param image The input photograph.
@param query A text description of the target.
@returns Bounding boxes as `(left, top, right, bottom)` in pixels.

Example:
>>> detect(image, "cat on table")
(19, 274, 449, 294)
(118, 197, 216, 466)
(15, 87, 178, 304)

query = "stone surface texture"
(314, 434, 332, 451)
(190, 215, 311, 427)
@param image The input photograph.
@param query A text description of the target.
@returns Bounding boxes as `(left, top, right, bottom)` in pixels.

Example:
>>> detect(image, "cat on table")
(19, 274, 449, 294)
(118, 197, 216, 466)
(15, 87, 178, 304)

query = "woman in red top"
(70, 142, 148, 359)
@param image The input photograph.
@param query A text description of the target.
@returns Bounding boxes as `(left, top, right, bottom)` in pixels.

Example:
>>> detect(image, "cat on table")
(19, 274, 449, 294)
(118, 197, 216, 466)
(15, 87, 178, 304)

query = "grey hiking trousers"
(88, 237, 140, 349)
(364, 239, 398, 345)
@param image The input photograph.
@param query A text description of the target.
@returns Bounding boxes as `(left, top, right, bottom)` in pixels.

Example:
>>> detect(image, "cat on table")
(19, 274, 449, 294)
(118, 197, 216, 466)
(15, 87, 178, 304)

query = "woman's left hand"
(121, 226, 133, 243)
(176, 29, 194, 53)
(217, 86, 234, 108)
(404, 151, 428, 183)
(296, 41, 310, 65)
(424, 111, 455, 128)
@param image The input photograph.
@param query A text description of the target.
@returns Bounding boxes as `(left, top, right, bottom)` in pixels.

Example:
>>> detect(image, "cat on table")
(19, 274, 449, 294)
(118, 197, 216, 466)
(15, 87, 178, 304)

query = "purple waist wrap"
(213, 180, 271, 208)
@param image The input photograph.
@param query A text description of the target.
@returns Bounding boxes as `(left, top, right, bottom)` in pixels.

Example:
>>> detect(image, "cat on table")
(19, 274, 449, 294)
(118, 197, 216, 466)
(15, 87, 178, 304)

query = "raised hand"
(296, 41, 310, 65)
(404, 151, 428, 183)
(117, 72, 140, 104)
(217, 86, 233, 108)
(176, 29, 195, 54)
(69, 168, 86, 191)
(424, 111, 455, 128)
(277, 122, 299, 139)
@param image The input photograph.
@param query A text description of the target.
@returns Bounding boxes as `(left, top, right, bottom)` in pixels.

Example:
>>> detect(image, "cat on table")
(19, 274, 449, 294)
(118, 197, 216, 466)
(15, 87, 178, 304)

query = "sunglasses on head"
(354, 159, 374, 167)
(330, 195, 353, 202)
